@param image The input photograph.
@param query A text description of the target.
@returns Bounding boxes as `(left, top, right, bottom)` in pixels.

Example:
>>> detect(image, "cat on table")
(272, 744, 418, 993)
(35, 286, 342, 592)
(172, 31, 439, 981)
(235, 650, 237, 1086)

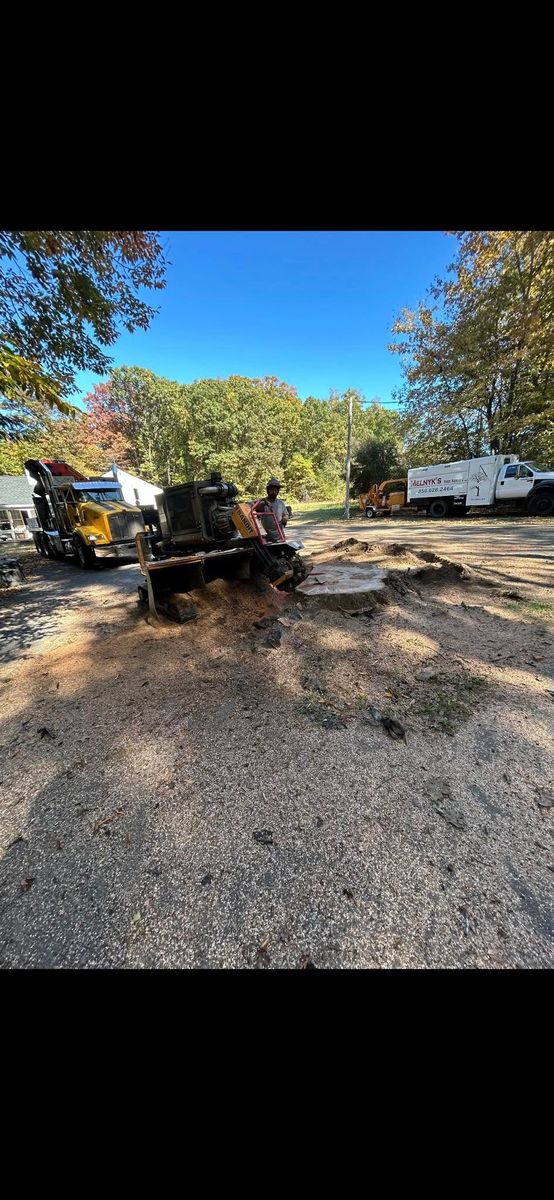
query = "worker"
(257, 477, 289, 541)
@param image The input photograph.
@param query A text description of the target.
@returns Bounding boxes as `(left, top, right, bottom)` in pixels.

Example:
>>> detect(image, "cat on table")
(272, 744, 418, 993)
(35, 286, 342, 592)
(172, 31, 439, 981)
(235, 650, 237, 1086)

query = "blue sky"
(72, 231, 456, 410)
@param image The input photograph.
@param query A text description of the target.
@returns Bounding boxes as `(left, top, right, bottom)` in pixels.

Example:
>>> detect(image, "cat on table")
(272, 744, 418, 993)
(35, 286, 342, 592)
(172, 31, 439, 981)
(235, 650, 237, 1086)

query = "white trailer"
(407, 454, 554, 518)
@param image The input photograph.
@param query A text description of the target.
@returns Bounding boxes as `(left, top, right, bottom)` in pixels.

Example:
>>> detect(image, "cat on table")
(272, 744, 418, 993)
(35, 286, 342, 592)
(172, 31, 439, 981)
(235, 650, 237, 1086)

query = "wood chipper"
(358, 479, 407, 519)
(135, 474, 307, 621)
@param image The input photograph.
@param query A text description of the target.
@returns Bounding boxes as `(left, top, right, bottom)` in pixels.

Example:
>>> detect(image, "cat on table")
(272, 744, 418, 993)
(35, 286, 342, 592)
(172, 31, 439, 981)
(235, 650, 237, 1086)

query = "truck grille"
(108, 511, 144, 542)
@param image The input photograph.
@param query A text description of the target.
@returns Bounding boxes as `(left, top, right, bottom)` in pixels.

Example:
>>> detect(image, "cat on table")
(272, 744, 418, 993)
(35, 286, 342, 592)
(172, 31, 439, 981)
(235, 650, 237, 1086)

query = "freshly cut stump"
(296, 562, 388, 611)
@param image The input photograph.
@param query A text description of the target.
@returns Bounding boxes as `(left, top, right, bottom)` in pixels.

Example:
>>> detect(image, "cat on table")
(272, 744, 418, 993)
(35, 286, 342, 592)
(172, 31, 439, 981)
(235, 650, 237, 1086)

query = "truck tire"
(365, 506, 376, 519)
(429, 498, 451, 519)
(73, 535, 95, 568)
(35, 533, 47, 557)
(527, 489, 554, 517)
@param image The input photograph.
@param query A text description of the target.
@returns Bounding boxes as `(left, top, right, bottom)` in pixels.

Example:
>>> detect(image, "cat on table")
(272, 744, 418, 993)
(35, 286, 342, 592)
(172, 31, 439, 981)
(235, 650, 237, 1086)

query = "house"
(0, 475, 36, 542)
(101, 464, 163, 508)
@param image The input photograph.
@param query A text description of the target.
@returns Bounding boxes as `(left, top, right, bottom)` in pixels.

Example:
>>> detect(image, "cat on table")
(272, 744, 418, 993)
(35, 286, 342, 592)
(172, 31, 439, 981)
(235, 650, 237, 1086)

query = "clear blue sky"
(72, 231, 455, 410)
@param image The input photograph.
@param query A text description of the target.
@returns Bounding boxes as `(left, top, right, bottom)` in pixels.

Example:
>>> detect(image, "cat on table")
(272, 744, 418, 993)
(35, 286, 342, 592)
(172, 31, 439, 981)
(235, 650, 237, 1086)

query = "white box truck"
(407, 454, 554, 518)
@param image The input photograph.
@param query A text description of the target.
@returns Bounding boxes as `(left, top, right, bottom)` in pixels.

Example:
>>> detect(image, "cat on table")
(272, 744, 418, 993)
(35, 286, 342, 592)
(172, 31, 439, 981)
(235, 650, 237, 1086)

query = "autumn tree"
(0, 394, 108, 477)
(391, 231, 554, 464)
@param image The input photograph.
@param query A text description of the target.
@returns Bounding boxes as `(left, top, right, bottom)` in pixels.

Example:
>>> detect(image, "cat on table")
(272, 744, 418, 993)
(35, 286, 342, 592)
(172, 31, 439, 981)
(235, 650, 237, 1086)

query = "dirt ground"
(1, 520, 553, 969)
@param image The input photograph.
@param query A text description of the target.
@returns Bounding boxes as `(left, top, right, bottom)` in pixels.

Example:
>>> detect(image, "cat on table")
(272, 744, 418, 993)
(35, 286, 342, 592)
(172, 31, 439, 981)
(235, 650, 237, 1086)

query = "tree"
(0, 395, 109, 477)
(0, 230, 167, 432)
(83, 382, 135, 470)
(91, 367, 185, 484)
(350, 436, 405, 494)
(284, 452, 317, 499)
(183, 376, 284, 493)
(391, 231, 554, 465)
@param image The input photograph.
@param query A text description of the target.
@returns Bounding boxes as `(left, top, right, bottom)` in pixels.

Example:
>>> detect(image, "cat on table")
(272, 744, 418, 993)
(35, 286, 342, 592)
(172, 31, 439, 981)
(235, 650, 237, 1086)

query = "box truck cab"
(407, 454, 554, 518)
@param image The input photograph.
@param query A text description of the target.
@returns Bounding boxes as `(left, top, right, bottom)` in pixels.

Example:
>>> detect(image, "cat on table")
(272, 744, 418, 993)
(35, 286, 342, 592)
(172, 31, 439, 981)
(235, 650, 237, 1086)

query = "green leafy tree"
(0, 230, 167, 433)
(350, 400, 406, 492)
(100, 367, 185, 484)
(284, 452, 317, 499)
(350, 436, 405, 493)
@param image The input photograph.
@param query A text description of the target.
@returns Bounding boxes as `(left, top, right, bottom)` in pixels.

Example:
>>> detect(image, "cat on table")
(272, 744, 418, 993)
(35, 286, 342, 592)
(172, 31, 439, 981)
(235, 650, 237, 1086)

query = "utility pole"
(344, 389, 353, 519)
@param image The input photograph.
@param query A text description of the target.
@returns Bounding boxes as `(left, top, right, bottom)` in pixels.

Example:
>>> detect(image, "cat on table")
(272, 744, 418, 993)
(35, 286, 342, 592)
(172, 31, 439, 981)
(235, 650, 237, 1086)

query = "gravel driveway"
(0, 522, 552, 969)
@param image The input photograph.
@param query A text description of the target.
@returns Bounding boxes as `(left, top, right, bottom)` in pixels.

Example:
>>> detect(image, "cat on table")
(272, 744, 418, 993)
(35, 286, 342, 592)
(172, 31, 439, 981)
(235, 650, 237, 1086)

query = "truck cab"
(25, 460, 146, 565)
(496, 461, 554, 512)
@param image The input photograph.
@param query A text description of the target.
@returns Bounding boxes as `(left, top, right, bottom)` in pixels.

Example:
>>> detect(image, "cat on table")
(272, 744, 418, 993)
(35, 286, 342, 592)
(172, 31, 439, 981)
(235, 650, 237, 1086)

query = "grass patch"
(292, 501, 347, 523)
(297, 691, 348, 728)
(505, 599, 554, 619)
(420, 674, 489, 736)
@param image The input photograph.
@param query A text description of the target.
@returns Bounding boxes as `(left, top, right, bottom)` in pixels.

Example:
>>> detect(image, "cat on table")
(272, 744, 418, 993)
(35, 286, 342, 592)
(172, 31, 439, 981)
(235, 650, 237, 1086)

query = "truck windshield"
(76, 489, 124, 503)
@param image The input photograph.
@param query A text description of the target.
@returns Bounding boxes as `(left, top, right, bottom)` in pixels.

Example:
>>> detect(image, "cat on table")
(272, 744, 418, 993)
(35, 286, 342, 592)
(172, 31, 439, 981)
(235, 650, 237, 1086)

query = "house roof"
(0, 475, 35, 507)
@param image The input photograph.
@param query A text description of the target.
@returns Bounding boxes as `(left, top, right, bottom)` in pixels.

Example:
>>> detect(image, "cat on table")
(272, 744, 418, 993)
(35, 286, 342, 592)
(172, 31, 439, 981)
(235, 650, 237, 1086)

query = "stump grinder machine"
(135, 474, 307, 621)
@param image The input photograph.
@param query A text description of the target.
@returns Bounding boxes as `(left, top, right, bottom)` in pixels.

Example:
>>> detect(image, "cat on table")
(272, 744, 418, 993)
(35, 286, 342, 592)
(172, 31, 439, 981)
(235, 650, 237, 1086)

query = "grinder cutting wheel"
(135, 473, 307, 621)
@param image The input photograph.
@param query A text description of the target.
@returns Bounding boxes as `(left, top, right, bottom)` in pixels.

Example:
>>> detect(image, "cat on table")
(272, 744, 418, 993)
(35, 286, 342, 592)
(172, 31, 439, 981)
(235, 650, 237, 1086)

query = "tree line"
(0, 371, 405, 500)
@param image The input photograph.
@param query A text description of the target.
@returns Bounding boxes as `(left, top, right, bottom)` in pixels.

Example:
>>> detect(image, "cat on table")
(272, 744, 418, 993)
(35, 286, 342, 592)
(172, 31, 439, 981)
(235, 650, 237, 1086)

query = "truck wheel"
(35, 533, 47, 557)
(365, 507, 376, 519)
(527, 491, 554, 517)
(73, 535, 95, 568)
(429, 499, 451, 519)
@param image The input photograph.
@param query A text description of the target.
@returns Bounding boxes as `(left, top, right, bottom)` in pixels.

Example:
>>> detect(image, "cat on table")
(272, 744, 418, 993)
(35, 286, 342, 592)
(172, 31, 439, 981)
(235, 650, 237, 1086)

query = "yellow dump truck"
(25, 459, 146, 567)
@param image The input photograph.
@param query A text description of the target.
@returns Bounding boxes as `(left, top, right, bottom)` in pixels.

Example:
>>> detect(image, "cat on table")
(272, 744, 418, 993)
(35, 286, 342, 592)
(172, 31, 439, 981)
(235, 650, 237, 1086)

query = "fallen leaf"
(536, 791, 554, 809)
(20, 877, 35, 891)
(37, 726, 53, 739)
(299, 955, 317, 969)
